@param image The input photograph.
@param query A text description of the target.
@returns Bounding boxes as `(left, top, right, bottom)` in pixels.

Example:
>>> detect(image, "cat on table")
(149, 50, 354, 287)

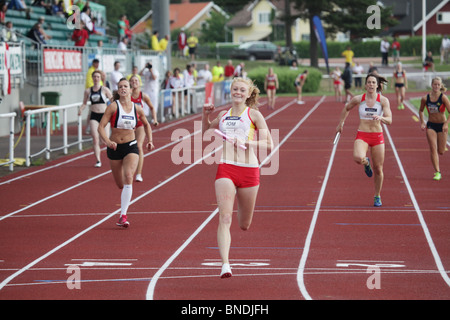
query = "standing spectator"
(118, 37, 128, 54)
(0, 3, 7, 25)
(186, 32, 198, 61)
(169, 67, 184, 118)
(212, 61, 224, 82)
(81, 6, 93, 33)
(341, 46, 354, 66)
(161, 70, 172, 90)
(140, 61, 160, 115)
(440, 35, 450, 64)
(177, 28, 187, 58)
(367, 61, 378, 75)
(380, 38, 390, 66)
(126, 65, 142, 86)
(117, 14, 127, 41)
(233, 62, 245, 78)
(2, 21, 18, 42)
(159, 35, 169, 52)
(110, 61, 123, 93)
(151, 30, 160, 51)
(71, 20, 89, 47)
(183, 64, 195, 113)
(197, 64, 212, 86)
(353, 61, 364, 90)
(224, 60, 234, 80)
(342, 62, 353, 102)
(85, 59, 103, 89)
(392, 37, 400, 64)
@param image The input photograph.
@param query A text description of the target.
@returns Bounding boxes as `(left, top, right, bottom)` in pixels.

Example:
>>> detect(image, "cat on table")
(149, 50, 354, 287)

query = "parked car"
(231, 41, 278, 61)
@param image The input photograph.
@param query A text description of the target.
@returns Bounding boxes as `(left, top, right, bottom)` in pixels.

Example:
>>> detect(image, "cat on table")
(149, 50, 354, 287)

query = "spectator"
(2, 21, 18, 42)
(8, 0, 27, 11)
(126, 65, 142, 86)
(233, 62, 245, 78)
(353, 61, 364, 90)
(197, 64, 212, 86)
(341, 46, 354, 66)
(118, 37, 128, 54)
(151, 30, 160, 51)
(224, 60, 234, 80)
(117, 14, 126, 40)
(380, 38, 390, 66)
(71, 20, 89, 47)
(32, 0, 51, 15)
(161, 70, 172, 90)
(183, 64, 195, 112)
(392, 37, 401, 63)
(51, 0, 65, 18)
(186, 31, 198, 61)
(140, 61, 160, 114)
(211, 61, 224, 82)
(159, 35, 169, 52)
(423, 51, 435, 72)
(177, 28, 187, 58)
(367, 61, 378, 75)
(80, 6, 93, 33)
(124, 15, 132, 39)
(440, 35, 450, 64)
(0, 3, 7, 25)
(85, 59, 103, 89)
(110, 61, 123, 93)
(28, 22, 47, 46)
(342, 62, 353, 102)
(37, 16, 52, 41)
(169, 67, 184, 118)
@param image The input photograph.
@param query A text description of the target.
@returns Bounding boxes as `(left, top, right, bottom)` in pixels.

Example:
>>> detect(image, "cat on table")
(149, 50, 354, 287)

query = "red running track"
(0, 93, 449, 301)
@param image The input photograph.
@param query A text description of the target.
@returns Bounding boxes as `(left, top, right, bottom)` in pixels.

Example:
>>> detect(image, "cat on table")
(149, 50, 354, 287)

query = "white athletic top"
(111, 100, 138, 130)
(219, 107, 256, 142)
(359, 93, 383, 120)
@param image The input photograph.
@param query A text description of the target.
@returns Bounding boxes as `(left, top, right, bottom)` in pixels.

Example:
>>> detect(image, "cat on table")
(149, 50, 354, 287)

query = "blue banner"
(312, 16, 329, 73)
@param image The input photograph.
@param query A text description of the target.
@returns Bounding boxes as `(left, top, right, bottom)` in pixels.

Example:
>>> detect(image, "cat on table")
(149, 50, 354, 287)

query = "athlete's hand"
(420, 122, 427, 131)
(107, 141, 117, 151)
(203, 103, 215, 114)
(146, 142, 155, 151)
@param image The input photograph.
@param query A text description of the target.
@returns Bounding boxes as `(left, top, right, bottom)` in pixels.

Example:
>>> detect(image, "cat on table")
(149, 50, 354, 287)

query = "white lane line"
(146, 96, 326, 300)
(0, 99, 281, 292)
(383, 123, 450, 287)
(296, 120, 339, 301)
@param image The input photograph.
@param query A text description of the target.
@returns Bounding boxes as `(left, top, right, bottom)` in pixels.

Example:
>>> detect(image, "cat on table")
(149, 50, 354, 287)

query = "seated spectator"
(51, 0, 65, 18)
(28, 22, 47, 45)
(32, 0, 52, 15)
(118, 36, 128, 53)
(8, 0, 27, 11)
(71, 20, 89, 47)
(423, 51, 435, 72)
(37, 16, 52, 41)
(1, 21, 18, 42)
(0, 3, 7, 25)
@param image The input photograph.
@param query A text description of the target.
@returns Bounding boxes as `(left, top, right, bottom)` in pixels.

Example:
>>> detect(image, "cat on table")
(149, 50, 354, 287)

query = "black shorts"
(90, 111, 104, 123)
(395, 83, 405, 88)
(107, 140, 139, 160)
(427, 121, 444, 133)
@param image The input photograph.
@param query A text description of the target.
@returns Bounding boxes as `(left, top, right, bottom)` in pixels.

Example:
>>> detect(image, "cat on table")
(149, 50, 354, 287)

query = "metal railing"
(0, 112, 17, 171)
(24, 102, 91, 167)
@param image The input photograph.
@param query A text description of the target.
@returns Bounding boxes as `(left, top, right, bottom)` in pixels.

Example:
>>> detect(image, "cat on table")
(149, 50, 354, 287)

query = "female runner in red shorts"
(264, 67, 279, 110)
(336, 73, 392, 207)
(202, 77, 274, 278)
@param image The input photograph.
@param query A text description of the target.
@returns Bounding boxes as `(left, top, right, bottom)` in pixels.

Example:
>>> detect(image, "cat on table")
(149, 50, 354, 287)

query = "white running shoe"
(136, 174, 143, 182)
(220, 263, 232, 279)
(94, 161, 101, 168)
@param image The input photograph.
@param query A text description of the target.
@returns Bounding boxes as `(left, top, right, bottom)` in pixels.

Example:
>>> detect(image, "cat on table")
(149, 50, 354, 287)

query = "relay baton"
(215, 129, 247, 150)
(333, 132, 341, 145)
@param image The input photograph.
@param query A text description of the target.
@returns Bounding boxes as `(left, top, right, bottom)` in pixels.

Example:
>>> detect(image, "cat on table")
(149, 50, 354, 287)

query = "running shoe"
(94, 161, 101, 168)
(374, 196, 382, 207)
(220, 263, 232, 279)
(433, 172, 442, 181)
(116, 215, 130, 228)
(364, 157, 373, 178)
(398, 104, 405, 110)
(136, 174, 143, 182)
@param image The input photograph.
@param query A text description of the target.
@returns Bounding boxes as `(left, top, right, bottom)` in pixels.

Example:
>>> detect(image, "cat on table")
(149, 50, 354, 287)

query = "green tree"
(199, 11, 231, 43)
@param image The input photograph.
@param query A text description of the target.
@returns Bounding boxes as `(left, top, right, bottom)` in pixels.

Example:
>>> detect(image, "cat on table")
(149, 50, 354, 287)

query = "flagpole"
(422, 0, 426, 62)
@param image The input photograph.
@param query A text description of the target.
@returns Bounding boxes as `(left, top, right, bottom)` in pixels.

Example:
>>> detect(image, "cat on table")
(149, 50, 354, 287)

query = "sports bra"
(394, 71, 405, 79)
(219, 107, 256, 142)
(110, 100, 138, 130)
(89, 86, 108, 105)
(266, 74, 276, 82)
(426, 93, 445, 114)
(359, 93, 383, 120)
(131, 92, 150, 117)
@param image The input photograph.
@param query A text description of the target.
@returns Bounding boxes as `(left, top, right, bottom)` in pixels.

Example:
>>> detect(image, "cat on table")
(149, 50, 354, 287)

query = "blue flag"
(312, 16, 329, 73)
